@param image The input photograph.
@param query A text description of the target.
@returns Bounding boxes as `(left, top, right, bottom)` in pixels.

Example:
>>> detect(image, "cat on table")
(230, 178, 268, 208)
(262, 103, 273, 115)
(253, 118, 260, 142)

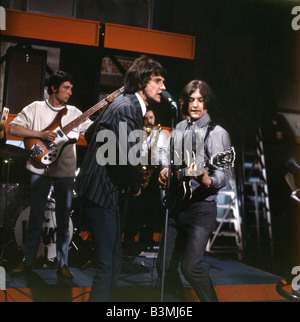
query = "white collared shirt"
(135, 92, 147, 116)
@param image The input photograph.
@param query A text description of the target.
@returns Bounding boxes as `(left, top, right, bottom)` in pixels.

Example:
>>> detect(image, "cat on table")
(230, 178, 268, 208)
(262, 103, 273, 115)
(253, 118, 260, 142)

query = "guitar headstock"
(212, 146, 236, 168)
(105, 86, 125, 103)
(0, 107, 9, 131)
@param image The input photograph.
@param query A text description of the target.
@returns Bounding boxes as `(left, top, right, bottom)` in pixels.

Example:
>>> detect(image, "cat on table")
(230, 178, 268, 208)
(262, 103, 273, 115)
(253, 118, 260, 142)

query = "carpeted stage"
(0, 251, 288, 302)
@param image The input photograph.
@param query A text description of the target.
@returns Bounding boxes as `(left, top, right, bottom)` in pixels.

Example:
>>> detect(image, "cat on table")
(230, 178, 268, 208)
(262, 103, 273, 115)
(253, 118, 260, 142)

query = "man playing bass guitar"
(10, 71, 93, 278)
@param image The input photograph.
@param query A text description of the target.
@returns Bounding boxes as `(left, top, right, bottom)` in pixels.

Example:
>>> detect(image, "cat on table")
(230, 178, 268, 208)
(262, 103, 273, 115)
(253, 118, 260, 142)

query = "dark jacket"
(75, 93, 144, 213)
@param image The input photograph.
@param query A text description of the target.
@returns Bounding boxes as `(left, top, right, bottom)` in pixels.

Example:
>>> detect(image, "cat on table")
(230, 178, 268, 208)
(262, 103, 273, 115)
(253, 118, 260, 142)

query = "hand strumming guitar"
(158, 167, 169, 188)
(187, 163, 212, 188)
(159, 164, 212, 189)
(41, 131, 58, 142)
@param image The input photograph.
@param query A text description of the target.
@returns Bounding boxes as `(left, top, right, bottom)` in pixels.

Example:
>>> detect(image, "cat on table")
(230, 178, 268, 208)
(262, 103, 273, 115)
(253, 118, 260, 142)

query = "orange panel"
(1, 9, 100, 46)
(186, 284, 285, 302)
(1, 287, 91, 302)
(104, 23, 195, 60)
(5, 114, 20, 141)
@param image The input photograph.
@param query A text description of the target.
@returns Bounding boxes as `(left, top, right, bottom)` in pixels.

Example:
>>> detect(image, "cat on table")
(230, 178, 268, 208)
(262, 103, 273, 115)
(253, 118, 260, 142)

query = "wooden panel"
(104, 23, 195, 60)
(2, 9, 100, 46)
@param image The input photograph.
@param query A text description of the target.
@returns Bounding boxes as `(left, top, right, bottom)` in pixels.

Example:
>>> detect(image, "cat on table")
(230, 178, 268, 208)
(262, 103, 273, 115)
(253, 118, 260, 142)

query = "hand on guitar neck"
(158, 167, 169, 188)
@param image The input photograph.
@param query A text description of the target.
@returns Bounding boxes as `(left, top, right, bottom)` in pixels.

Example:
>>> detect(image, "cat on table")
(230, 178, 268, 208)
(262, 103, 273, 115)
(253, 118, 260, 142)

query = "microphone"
(161, 91, 177, 110)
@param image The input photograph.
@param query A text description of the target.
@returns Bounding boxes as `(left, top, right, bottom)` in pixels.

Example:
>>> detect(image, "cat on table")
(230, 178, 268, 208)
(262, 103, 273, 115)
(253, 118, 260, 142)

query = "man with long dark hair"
(75, 55, 167, 301)
(157, 80, 232, 302)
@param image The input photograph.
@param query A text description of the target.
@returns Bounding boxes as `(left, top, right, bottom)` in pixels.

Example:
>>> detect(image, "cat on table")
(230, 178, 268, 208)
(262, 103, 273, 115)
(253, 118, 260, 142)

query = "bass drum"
(14, 201, 73, 260)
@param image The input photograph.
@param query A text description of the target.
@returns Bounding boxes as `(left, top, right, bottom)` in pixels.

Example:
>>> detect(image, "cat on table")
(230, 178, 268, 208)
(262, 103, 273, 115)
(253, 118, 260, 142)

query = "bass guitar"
(161, 146, 236, 213)
(24, 86, 124, 167)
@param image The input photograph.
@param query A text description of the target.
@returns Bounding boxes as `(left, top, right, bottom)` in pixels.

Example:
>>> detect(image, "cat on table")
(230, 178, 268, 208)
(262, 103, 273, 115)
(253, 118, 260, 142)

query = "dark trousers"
(25, 174, 73, 267)
(157, 199, 218, 302)
(81, 198, 122, 302)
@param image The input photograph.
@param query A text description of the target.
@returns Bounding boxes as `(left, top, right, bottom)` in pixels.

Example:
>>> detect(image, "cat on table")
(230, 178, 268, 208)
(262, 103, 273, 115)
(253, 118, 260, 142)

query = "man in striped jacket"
(75, 55, 167, 302)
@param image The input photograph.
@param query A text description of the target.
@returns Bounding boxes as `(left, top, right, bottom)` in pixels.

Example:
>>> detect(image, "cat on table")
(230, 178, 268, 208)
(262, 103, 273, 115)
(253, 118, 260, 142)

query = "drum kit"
(0, 143, 78, 266)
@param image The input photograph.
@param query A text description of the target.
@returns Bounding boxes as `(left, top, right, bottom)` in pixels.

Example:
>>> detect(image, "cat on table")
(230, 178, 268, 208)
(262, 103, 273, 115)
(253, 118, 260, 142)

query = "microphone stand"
(160, 104, 178, 302)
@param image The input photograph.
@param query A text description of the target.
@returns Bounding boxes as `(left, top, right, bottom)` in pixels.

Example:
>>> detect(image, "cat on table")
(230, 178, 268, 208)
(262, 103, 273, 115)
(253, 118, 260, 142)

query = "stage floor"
(0, 251, 288, 302)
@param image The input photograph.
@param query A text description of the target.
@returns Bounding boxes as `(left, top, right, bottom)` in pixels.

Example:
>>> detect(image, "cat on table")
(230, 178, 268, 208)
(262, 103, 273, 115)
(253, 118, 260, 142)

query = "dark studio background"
(1, 0, 300, 278)
(67, 0, 300, 277)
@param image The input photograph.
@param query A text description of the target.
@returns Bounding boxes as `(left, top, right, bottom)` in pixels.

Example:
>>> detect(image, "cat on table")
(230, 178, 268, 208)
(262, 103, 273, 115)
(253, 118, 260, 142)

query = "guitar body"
(161, 147, 236, 214)
(24, 108, 76, 166)
(161, 174, 192, 214)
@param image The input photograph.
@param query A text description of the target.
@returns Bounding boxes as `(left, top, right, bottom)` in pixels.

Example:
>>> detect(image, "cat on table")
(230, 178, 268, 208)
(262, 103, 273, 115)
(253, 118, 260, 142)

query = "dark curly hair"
(179, 80, 218, 117)
(47, 70, 74, 95)
(123, 55, 166, 94)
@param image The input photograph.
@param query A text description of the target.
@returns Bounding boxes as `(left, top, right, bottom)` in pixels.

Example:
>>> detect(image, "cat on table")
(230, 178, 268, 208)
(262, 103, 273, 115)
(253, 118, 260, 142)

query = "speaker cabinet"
(3, 46, 47, 114)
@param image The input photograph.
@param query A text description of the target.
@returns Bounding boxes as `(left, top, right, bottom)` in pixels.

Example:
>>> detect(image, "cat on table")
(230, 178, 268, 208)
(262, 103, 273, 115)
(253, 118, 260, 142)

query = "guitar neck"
(176, 148, 235, 179)
(61, 86, 124, 135)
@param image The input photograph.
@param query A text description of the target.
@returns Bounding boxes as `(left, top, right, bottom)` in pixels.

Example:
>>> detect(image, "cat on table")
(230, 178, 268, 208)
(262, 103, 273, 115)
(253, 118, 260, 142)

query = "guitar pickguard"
(28, 126, 69, 166)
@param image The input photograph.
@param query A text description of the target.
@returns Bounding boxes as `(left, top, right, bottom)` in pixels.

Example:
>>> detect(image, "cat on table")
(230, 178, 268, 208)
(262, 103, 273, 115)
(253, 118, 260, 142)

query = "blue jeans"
(25, 174, 74, 267)
(157, 200, 218, 302)
(81, 198, 122, 302)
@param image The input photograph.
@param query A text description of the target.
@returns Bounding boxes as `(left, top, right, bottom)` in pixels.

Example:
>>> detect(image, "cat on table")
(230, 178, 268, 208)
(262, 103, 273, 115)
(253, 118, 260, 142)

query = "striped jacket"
(75, 93, 144, 213)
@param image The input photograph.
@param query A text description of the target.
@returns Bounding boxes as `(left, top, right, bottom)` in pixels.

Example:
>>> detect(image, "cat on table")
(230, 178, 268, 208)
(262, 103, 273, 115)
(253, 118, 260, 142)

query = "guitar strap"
(182, 121, 196, 165)
(204, 121, 216, 158)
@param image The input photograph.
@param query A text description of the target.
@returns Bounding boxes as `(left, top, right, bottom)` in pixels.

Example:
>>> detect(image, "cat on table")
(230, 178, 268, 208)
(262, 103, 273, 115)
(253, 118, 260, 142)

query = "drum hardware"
(67, 200, 94, 270)
(0, 144, 29, 165)
(0, 144, 30, 185)
(0, 152, 15, 265)
(15, 199, 74, 261)
(0, 158, 80, 266)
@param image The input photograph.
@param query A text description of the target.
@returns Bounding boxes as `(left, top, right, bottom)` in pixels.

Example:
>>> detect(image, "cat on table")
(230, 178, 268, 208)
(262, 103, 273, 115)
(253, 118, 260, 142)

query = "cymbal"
(0, 144, 29, 162)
